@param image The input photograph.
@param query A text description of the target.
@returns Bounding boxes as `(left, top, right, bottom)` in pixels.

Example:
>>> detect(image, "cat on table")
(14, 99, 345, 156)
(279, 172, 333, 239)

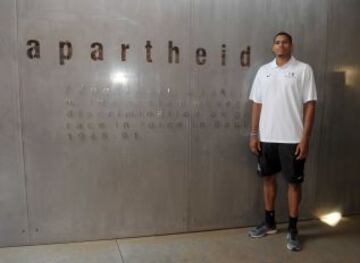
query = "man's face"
(272, 35, 293, 57)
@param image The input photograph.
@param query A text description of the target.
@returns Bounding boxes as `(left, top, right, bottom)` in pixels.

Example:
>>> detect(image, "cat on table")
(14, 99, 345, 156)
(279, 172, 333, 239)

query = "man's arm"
(249, 102, 262, 155)
(295, 101, 316, 159)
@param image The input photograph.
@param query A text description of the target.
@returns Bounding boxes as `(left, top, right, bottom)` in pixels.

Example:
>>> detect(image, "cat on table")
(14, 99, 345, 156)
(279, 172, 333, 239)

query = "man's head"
(272, 32, 293, 58)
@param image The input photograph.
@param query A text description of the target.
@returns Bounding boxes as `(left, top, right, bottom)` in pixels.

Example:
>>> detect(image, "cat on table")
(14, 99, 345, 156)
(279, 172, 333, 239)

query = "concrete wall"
(0, 0, 359, 246)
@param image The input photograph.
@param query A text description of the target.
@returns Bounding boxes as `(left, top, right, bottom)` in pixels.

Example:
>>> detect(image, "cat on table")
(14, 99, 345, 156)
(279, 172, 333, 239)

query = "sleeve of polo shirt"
(303, 65, 317, 103)
(249, 69, 262, 103)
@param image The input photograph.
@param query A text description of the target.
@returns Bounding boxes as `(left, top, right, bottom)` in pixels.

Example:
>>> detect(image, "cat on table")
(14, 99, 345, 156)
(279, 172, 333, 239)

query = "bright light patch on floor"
(111, 71, 128, 85)
(320, 212, 342, 226)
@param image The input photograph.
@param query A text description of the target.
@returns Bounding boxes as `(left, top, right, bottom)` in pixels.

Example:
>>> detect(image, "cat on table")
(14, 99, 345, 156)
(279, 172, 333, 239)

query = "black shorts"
(257, 142, 305, 184)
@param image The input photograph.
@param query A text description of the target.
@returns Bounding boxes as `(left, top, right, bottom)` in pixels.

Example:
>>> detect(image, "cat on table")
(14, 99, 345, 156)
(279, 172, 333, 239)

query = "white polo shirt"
(249, 56, 317, 143)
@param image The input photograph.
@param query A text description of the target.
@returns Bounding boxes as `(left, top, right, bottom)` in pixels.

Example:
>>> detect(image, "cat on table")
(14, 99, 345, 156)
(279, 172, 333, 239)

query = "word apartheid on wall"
(26, 40, 251, 66)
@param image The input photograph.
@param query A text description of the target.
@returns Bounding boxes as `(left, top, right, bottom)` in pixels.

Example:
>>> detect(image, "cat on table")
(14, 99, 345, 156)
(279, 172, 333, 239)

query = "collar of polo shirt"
(270, 56, 296, 69)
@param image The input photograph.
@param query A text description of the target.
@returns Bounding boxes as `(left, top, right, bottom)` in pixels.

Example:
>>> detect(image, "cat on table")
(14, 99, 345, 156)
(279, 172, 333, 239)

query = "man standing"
(248, 32, 317, 251)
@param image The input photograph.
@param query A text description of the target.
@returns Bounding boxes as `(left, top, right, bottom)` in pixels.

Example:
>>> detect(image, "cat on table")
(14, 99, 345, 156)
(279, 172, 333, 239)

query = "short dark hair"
(273, 31, 293, 44)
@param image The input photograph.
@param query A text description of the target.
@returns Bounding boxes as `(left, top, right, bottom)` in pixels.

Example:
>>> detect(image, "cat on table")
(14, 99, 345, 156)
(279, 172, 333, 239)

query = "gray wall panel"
(316, 0, 360, 216)
(188, 0, 267, 230)
(0, 0, 29, 246)
(17, 0, 190, 244)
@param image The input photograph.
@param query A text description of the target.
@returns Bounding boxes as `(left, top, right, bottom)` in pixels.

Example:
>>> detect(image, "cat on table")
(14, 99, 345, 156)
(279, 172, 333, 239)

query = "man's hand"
(249, 102, 262, 156)
(249, 136, 261, 156)
(295, 138, 309, 160)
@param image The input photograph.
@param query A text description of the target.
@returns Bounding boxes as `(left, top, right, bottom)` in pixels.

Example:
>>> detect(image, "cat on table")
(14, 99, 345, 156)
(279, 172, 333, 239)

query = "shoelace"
(289, 231, 298, 241)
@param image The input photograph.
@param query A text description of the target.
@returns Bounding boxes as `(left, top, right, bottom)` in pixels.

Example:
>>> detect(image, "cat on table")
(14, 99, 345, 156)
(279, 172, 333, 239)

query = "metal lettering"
(168, 41, 180, 64)
(26, 40, 40, 59)
(196, 48, 207, 65)
(59, 41, 72, 65)
(90, 42, 103, 61)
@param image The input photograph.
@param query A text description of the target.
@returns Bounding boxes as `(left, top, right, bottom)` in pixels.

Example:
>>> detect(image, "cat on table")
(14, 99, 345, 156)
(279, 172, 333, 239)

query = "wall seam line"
(14, 0, 33, 244)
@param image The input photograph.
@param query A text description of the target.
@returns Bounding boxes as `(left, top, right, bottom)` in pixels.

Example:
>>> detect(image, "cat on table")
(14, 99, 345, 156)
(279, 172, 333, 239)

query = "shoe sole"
(287, 244, 301, 251)
(249, 229, 278, 238)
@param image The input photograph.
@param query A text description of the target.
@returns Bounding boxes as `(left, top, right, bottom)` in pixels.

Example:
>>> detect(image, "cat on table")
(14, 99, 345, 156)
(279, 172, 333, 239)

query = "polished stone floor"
(0, 215, 359, 263)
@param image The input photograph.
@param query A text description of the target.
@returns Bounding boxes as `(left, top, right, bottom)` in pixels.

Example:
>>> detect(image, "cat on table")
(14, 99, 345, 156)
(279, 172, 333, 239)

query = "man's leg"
(286, 183, 302, 251)
(264, 175, 276, 212)
(248, 143, 280, 238)
(264, 175, 276, 226)
(288, 183, 302, 219)
(248, 175, 278, 238)
(288, 183, 302, 233)
(279, 143, 304, 251)
(279, 143, 304, 228)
